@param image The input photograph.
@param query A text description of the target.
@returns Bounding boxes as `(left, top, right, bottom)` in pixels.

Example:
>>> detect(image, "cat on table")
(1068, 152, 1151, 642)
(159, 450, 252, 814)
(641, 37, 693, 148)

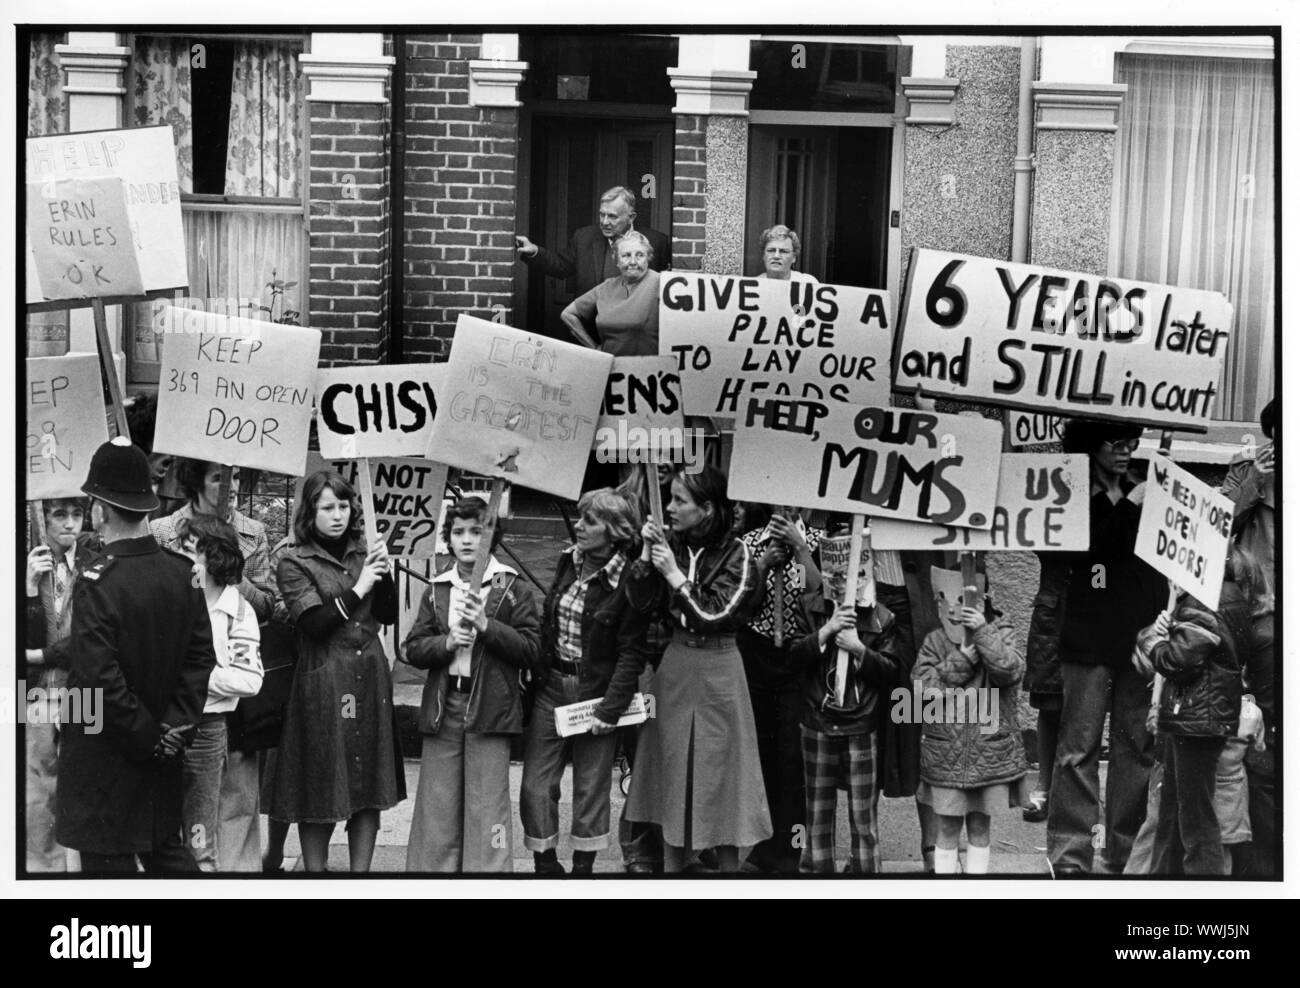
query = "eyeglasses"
(1102, 439, 1140, 453)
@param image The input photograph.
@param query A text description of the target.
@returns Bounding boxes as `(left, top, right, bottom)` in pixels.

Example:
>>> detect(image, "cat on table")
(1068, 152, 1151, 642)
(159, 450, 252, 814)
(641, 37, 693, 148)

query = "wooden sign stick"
(1155, 430, 1179, 614)
(835, 513, 866, 705)
(356, 456, 380, 550)
(644, 460, 665, 532)
(456, 478, 506, 668)
(961, 551, 980, 648)
(92, 298, 130, 440)
(216, 465, 234, 523)
(771, 509, 786, 649)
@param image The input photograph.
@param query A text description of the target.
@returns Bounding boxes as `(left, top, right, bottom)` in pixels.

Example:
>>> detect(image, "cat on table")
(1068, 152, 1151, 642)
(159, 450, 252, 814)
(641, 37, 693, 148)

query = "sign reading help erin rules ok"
(152, 307, 321, 475)
(894, 249, 1232, 431)
(426, 314, 612, 500)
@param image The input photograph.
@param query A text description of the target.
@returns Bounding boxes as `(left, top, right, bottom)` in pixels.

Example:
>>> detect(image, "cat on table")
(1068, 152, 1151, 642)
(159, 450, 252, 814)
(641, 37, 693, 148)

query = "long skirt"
(625, 632, 772, 850)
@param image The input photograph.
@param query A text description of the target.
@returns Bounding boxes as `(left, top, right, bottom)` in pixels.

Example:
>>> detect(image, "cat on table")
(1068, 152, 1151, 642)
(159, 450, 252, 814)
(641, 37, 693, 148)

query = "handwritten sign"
(820, 532, 876, 607)
(554, 693, 651, 738)
(426, 314, 612, 499)
(594, 355, 685, 461)
(315, 364, 445, 460)
(1136, 457, 1233, 609)
(26, 354, 110, 500)
(660, 273, 892, 416)
(26, 126, 188, 305)
(872, 453, 1089, 551)
(26, 177, 144, 301)
(729, 398, 1002, 528)
(153, 307, 320, 475)
(1007, 410, 1065, 448)
(895, 248, 1232, 431)
(298, 452, 448, 560)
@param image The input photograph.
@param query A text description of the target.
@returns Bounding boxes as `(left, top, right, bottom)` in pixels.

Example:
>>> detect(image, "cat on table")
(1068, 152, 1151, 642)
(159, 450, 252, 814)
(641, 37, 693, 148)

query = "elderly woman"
(560, 230, 661, 355)
(759, 224, 818, 283)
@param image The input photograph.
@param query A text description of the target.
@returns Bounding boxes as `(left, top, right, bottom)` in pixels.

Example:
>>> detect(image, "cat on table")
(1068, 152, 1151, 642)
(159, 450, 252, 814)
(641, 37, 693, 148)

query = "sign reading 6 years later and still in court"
(894, 248, 1232, 432)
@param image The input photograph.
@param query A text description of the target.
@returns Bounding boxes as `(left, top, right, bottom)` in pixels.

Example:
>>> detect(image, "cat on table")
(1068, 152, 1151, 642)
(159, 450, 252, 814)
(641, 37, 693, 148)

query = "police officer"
(56, 436, 217, 873)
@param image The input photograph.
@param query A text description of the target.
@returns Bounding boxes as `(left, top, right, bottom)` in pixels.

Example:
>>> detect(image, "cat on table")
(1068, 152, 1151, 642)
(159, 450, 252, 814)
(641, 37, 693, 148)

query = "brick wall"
(404, 34, 519, 361)
(672, 114, 706, 272)
(308, 101, 391, 366)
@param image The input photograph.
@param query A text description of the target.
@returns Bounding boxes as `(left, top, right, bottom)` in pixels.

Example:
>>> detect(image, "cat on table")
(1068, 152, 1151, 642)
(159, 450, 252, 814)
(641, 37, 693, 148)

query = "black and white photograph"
(4, 0, 1292, 935)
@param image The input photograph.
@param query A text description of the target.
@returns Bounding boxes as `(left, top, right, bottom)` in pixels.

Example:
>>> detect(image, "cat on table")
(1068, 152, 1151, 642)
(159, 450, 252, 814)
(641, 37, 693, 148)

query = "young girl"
(269, 470, 404, 872)
(623, 465, 770, 872)
(913, 568, 1027, 875)
(182, 514, 263, 872)
(403, 497, 540, 872)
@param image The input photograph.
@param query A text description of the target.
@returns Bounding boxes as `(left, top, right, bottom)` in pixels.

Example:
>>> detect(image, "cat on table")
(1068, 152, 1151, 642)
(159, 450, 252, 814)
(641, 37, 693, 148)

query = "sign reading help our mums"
(26, 177, 144, 301)
(25, 126, 188, 305)
(1136, 457, 1234, 610)
(152, 307, 321, 475)
(594, 356, 686, 460)
(26, 354, 111, 500)
(426, 314, 613, 500)
(871, 453, 1089, 551)
(315, 364, 446, 460)
(297, 452, 449, 560)
(659, 273, 892, 416)
(728, 398, 1002, 528)
(894, 249, 1232, 432)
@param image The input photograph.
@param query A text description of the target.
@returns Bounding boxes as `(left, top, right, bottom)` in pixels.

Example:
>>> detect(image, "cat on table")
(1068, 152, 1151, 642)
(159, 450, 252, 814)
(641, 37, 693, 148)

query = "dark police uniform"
(54, 438, 217, 872)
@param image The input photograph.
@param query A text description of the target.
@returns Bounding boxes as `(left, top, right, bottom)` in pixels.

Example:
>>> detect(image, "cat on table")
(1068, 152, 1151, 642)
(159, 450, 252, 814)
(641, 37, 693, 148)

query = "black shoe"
(1022, 792, 1049, 823)
(534, 850, 566, 875)
(625, 861, 656, 875)
(572, 851, 596, 875)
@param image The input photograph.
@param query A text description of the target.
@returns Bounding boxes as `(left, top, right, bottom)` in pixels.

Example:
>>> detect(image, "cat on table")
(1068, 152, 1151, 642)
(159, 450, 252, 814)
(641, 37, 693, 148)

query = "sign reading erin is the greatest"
(152, 307, 321, 475)
(25, 126, 187, 305)
(894, 249, 1232, 431)
(728, 398, 1002, 528)
(659, 273, 892, 416)
(426, 314, 612, 500)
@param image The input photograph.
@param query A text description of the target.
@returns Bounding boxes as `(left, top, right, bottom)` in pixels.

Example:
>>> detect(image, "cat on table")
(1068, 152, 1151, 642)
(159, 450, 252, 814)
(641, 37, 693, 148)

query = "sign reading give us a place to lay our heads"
(658, 273, 892, 417)
(728, 397, 1003, 529)
(426, 314, 612, 500)
(894, 248, 1232, 432)
(152, 307, 321, 476)
(25, 126, 188, 305)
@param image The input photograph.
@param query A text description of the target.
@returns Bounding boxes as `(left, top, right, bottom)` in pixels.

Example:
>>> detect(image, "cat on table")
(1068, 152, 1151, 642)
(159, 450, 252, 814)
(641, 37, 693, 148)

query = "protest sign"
(315, 364, 445, 460)
(819, 529, 876, 607)
(26, 126, 188, 306)
(729, 398, 1002, 529)
(26, 353, 110, 500)
(554, 693, 651, 739)
(426, 314, 612, 499)
(894, 248, 1232, 431)
(153, 307, 320, 475)
(26, 177, 144, 302)
(1007, 410, 1065, 448)
(660, 273, 892, 416)
(297, 452, 449, 560)
(872, 454, 1089, 551)
(1136, 457, 1234, 609)
(594, 356, 686, 462)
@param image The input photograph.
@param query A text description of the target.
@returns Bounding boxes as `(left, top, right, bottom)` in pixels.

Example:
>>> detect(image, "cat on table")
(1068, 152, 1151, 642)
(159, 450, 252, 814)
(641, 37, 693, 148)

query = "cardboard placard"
(820, 529, 876, 607)
(895, 248, 1232, 431)
(315, 364, 446, 460)
(594, 355, 686, 461)
(26, 354, 110, 500)
(426, 314, 612, 499)
(728, 398, 1002, 528)
(152, 307, 321, 475)
(660, 273, 892, 416)
(1006, 410, 1065, 448)
(297, 452, 449, 560)
(872, 454, 1089, 551)
(26, 177, 144, 301)
(1136, 457, 1234, 609)
(554, 693, 651, 738)
(26, 126, 188, 304)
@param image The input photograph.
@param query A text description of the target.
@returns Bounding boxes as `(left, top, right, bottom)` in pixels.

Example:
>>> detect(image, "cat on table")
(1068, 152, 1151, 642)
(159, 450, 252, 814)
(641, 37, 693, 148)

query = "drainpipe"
(389, 33, 406, 363)
(1011, 35, 1037, 264)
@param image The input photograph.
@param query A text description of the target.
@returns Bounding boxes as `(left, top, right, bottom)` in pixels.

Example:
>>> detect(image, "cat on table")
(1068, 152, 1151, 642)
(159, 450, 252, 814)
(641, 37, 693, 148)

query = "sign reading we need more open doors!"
(895, 249, 1232, 432)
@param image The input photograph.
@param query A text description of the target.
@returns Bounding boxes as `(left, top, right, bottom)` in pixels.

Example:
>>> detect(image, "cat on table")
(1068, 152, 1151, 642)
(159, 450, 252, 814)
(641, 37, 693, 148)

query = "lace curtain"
(1110, 54, 1275, 422)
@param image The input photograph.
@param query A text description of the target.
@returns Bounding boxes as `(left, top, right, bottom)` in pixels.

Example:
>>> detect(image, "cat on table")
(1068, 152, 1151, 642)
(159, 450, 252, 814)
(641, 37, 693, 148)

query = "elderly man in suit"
(516, 186, 671, 296)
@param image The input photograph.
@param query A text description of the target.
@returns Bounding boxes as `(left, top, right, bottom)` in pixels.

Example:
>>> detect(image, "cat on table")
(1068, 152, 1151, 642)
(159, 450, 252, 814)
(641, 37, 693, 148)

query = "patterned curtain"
(225, 41, 303, 197)
(27, 34, 66, 137)
(131, 36, 195, 193)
